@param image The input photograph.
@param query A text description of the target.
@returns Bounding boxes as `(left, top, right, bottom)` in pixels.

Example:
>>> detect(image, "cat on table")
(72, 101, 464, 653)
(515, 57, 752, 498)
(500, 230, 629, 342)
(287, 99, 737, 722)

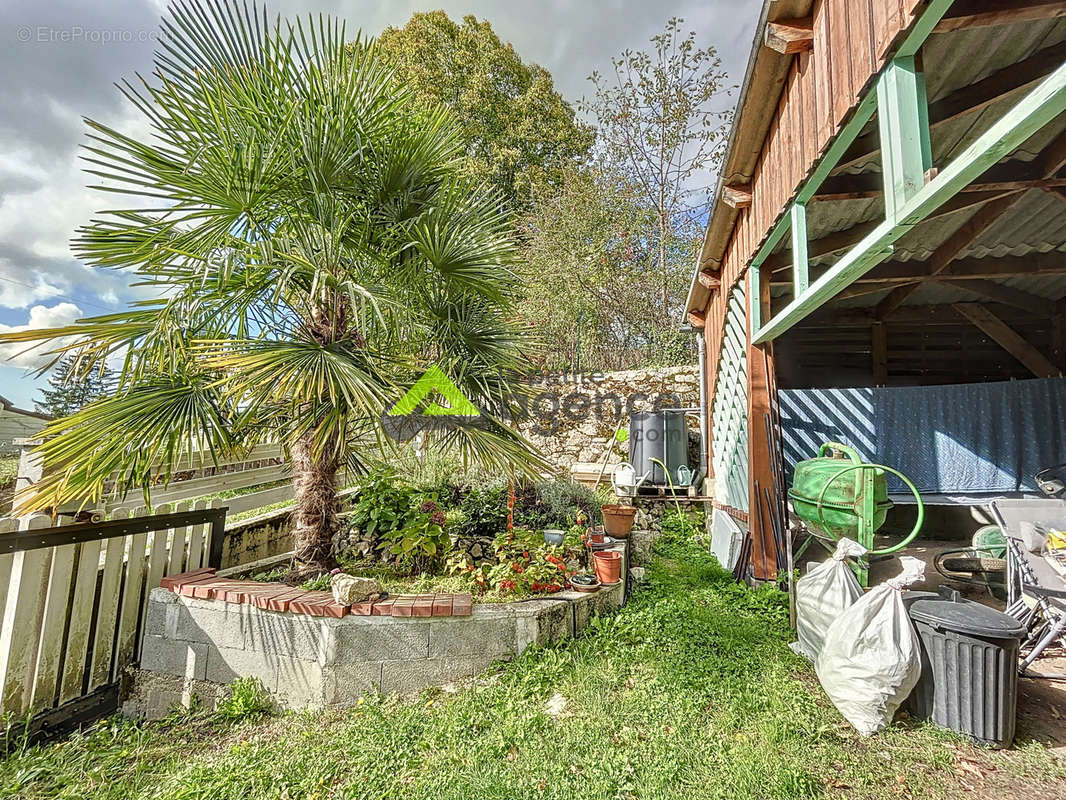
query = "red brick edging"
(160, 569, 472, 619)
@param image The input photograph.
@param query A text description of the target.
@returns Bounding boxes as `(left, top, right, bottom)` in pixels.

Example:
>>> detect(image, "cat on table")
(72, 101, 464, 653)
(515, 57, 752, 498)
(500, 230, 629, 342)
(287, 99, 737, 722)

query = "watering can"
(611, 462, 650, 496)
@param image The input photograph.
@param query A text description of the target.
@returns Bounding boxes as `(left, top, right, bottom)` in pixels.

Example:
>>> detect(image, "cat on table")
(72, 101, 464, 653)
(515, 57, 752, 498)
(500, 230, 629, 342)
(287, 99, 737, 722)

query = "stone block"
(204, 644, 281, 686)
(244, 609, 332, 663)
(140, 635, 208, 680)
(322, 661, 383, 706)
(379, 656, 495, 695)
(275, 657, 327, 707)
(515, 600, 573, 652)
(428, 613, 516, 659)
(333, 618, 430, 661)
(165, 601, 246, 651)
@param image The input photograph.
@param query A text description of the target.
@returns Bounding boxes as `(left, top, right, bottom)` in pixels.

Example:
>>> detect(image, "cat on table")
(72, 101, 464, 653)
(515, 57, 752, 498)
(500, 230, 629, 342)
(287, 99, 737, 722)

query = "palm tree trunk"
(291, 431, 340, 576)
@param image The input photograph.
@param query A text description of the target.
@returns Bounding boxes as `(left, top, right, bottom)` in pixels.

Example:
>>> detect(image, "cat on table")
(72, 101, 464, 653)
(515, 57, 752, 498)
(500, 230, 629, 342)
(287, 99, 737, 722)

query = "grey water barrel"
(629, 410, 688, 486)
(902, 587, 1026, 748)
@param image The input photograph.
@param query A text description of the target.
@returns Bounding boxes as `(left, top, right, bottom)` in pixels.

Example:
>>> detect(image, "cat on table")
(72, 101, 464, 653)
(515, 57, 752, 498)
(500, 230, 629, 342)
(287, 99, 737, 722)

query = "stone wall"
(628, 496, 709, 563)
(517, 365, 700, 474)
(127, 543, 628, 716)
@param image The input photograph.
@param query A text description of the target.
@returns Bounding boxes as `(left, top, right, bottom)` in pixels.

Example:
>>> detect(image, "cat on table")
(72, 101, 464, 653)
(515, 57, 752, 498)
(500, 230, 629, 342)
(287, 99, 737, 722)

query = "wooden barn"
(687, 0, 1066, 581)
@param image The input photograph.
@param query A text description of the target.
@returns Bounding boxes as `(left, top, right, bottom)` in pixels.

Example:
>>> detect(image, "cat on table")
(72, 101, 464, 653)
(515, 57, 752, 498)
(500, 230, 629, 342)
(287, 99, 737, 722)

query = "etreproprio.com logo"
(381, 366, 685, 441)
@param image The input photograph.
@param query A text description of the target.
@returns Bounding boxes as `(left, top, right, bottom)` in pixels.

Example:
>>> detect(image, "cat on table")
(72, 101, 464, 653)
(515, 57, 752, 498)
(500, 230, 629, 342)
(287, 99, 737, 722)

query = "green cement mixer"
(789, 442, 924, 586)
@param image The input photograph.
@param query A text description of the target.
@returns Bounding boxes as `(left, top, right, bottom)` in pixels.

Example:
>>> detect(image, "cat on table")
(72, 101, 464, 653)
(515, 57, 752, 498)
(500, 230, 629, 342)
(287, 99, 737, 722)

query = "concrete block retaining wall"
(126, 552, 626, 717)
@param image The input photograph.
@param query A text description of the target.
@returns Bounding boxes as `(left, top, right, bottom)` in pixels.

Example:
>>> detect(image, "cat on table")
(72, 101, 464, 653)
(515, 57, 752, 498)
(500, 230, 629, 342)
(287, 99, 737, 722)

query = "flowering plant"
(376, 496, 451, 573)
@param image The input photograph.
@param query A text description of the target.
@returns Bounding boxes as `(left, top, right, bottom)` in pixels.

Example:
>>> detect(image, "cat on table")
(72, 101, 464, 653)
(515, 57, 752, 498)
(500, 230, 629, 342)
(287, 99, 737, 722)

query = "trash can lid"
(905, 587, 1026, 639)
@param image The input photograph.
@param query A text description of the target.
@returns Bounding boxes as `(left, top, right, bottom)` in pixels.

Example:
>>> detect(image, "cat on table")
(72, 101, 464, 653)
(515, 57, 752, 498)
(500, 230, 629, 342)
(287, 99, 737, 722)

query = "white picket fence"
(0, 502, 224, 720)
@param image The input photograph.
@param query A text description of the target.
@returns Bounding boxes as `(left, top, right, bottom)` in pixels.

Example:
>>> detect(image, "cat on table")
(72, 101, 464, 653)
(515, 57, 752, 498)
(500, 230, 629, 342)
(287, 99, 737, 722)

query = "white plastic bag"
(789, 537, 867, 661)
(815, 557, 925, 736)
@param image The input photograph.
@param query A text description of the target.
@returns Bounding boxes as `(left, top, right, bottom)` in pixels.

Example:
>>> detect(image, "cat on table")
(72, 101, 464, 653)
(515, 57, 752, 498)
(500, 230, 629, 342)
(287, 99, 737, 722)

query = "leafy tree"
(36, 354, 114, 418)
(519, 165, 691, 371)
(377, 11, 594, 213)
(579, 17, 733, 324)
(0, 1, 542, 575)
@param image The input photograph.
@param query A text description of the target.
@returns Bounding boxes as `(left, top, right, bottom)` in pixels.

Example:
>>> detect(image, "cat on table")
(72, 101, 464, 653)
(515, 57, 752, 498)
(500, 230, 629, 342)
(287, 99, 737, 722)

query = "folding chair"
(992, 499, 1066, 678)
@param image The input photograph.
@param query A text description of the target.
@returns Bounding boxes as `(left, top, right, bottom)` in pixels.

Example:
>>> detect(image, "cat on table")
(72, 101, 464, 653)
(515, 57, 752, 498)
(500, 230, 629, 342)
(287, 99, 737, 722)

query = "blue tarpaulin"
(778, 378, 1066, 495)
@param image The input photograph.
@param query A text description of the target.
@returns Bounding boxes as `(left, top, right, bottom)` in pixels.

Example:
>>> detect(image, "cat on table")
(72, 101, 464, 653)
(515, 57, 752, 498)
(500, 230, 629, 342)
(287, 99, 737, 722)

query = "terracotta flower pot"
(592, 550, 622, 585)
(601, 504, 636, 538)
(589, 529, 605, 544)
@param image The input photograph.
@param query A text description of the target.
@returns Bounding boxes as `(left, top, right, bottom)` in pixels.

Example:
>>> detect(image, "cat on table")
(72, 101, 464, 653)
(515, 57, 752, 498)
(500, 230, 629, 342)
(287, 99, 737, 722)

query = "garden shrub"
(452, 481, 509, 538)
(217, 677, 272, 721)
(448, 527, 583, 597)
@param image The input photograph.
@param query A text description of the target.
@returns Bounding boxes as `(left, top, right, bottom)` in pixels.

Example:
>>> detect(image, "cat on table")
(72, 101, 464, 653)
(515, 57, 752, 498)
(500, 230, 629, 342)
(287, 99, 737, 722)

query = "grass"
(2, 532, 1064, 800)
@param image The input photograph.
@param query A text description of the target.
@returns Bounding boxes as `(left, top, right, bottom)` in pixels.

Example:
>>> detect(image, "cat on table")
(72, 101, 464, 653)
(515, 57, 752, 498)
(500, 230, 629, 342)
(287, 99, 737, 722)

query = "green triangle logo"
(387, 366, 480, 417)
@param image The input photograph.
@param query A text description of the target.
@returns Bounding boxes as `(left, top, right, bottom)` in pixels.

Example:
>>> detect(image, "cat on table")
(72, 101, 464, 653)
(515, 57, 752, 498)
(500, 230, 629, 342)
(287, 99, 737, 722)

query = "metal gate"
(0, 506, 226, 743)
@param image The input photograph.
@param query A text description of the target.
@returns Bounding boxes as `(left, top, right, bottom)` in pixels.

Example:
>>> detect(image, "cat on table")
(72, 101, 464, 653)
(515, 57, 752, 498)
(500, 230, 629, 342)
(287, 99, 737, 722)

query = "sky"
(0, 0, 760, 409)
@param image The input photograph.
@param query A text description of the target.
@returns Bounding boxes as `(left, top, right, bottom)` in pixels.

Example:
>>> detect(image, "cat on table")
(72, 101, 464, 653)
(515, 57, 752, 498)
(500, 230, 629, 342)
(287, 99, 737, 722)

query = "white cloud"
(0, 301, 83, 369)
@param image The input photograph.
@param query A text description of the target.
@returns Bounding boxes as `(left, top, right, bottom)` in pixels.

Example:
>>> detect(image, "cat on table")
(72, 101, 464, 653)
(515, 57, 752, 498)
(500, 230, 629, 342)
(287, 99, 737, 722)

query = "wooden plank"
(814, 0, 835, 146)
(0, 516, 53, 714)
(185, 499, 208, 570)
(113, 506, 149, 681)
(765, 17, 814, 53)
(166, 501, 192, 576)
(791, 203, 809, 295)
(872, 322, 888, 385)
(722, 184, 753, 209)
(140, 516, 172, 645)
(89, 509, 128, 691)
(746, 266, 777, 581)
(58, 535, 101, 705)
(877, 57, 932, 222)
(952, 304, 1061, 377)
(0, 517, 19, 627)
(943, 278, 1058, 315)
(934, 1, 1066, 33)
(30, 539, 77, 711)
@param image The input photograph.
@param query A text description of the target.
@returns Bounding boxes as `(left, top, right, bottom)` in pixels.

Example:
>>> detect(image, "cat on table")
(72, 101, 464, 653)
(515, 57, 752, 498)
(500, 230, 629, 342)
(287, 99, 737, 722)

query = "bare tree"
(580, 17, 733, 321)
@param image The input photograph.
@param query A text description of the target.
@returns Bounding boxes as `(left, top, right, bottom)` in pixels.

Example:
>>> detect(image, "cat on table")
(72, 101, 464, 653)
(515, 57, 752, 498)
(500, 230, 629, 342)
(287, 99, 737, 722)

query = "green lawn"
(2, 533, 1063, 800)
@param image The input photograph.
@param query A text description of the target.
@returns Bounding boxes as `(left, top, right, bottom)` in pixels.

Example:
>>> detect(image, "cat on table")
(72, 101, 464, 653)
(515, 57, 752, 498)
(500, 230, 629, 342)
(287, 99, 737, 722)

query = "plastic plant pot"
(543, 529, 565, 546)
(593, 550, 622, 585)
(601, 505, 636, 538)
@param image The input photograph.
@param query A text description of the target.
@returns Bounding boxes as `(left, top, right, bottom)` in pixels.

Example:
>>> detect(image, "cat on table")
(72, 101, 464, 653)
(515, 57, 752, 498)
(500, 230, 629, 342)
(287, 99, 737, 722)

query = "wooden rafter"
(876, 129, 1066, 319)
(934, 0, 1066, 34)
(765, 189, 1019, 274)
(697, 268, 721, 290)
(773, 252, 1066, 287)
(874, 194, 1024, 318)
(687, 309, 707, 328)
(803, 302, 1039, 328)
(764, 18, 814, 54)
(952, 303, 1061, 377)
(722, 184, 753, 209)
(833, 40, 1066, 175)
(941, 278, 1058, 315)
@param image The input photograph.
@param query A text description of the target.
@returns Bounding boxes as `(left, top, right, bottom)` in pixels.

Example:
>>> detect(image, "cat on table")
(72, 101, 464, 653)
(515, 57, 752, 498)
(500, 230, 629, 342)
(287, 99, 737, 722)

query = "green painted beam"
(877, 57, 932, 222)
(749, 264, 762, 332)
(753, 60, 1066, 344)
(791, 203, 809, 295)
(794, 92, 878, 206)
(897, 0, 957, 59)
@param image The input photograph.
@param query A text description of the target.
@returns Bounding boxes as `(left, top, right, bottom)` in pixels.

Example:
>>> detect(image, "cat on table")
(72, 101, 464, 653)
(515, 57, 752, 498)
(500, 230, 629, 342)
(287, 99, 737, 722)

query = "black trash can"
(903, 587, 1026, 747)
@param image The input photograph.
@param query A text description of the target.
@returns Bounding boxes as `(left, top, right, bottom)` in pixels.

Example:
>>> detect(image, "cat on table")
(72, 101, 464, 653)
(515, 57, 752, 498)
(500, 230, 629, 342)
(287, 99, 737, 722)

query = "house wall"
(0, 409, 46, 456)
(701, 0, 924, 579)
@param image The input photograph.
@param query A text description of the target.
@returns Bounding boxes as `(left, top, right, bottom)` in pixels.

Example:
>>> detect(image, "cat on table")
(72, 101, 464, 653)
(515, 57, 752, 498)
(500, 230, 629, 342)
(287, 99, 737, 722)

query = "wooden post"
(747, 267, 778, 581)
(872, 322, 888, 385)
(877, 57, 932, 223)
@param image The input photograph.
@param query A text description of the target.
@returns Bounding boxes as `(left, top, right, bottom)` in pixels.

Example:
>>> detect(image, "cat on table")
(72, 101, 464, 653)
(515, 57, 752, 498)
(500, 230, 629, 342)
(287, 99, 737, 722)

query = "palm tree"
(1, 1, 542, 575)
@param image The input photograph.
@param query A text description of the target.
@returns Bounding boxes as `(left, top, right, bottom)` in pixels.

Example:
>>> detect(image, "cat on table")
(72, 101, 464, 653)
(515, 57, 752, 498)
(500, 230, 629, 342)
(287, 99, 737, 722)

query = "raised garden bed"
(128, 541, 628, 716)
